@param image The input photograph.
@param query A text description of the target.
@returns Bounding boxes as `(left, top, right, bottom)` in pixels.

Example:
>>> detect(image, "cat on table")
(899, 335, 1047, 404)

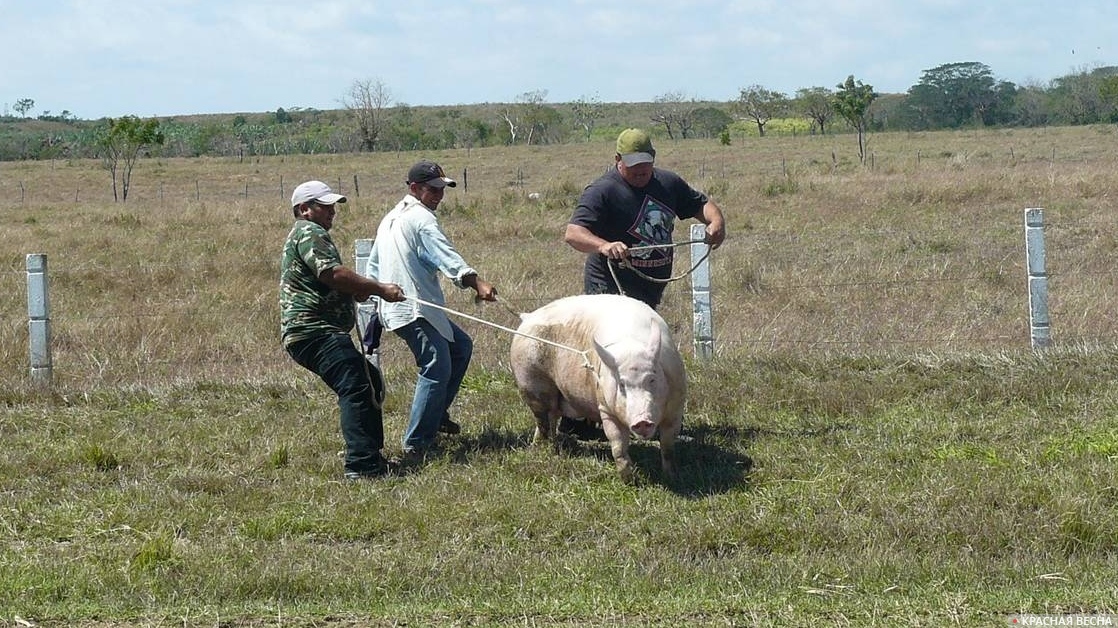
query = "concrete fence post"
(354, 239, 379, 368)
(689, 224, 714, 360)
(26, 253, 53, 386)
(1024, 208, 1052, 349)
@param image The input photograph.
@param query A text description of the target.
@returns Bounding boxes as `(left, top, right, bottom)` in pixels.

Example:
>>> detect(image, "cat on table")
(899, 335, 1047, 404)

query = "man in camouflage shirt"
(280, 180, 405, 480)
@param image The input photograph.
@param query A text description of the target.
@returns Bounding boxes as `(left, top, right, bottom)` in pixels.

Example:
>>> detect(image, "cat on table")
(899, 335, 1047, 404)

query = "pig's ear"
(646, 316, 663, 355)
(592, 338, 619, 373)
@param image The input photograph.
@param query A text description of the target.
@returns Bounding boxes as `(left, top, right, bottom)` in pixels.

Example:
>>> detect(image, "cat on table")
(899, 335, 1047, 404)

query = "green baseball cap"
(616, 128, 656, 166)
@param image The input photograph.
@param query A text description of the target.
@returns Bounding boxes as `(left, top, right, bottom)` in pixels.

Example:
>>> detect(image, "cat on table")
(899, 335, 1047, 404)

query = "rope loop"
(608, 238, 710, 297)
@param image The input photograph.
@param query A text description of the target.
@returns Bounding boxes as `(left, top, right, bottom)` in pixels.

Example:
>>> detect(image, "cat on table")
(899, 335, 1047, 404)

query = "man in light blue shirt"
(366, 160, 498, 458)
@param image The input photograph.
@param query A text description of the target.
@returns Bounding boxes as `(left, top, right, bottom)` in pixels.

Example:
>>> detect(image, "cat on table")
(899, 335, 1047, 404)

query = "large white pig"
(509, 294, 686, 482)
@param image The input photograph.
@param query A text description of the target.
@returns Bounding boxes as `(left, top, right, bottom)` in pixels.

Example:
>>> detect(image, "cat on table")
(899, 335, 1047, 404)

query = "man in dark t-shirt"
(561, 128, 726, 440)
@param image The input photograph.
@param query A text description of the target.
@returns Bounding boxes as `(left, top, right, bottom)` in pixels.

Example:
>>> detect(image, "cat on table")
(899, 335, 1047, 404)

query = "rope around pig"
(375, 218, 591, 370)
(385, 238, 715, 369)
(405, 295, 593, 369)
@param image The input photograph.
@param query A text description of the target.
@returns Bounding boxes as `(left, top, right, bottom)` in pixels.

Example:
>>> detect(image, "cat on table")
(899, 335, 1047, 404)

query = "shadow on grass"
(638, 423, 755, 498)
(389, 425, 530, 476)
(436, 423, 754, 498)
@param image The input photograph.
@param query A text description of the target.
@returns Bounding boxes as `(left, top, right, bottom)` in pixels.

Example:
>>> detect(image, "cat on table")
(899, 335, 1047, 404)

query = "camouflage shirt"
(279, 220, 356, 347)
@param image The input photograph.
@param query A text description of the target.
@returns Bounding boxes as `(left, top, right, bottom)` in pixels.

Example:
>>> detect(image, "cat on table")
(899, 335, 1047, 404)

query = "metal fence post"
(689, 224, 714, 360)
(354, 239, 379, 368)
(1024, 208, 1051, 349)
(26, 253, 53, 386)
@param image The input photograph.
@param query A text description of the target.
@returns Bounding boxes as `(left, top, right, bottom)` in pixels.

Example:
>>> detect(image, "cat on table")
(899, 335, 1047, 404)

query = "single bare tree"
(571, 94, 604, 142)
(512, 89, 563, 145)
(650, 91, 695, 139)
(501, 108, 519, 145)
(343, 78, 392, 151)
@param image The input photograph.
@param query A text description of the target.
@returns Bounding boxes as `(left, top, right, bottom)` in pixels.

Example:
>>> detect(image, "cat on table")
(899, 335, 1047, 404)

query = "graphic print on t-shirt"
(626, 196, 676, 268)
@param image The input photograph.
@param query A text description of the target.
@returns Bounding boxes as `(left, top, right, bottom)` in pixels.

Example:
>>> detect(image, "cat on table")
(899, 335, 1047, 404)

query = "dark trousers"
(287, 332, 386, 474)
(585, 276, 663, 310)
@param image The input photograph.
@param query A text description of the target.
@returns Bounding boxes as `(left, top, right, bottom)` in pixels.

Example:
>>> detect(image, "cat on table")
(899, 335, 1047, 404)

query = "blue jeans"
(393, 318, 473, 452)
(286, 332, 386, 475)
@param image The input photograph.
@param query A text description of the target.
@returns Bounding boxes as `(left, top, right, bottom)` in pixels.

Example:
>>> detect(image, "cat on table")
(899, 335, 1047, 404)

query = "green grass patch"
(4, 125, 1118, 624)
(3, 350, 1118, 625)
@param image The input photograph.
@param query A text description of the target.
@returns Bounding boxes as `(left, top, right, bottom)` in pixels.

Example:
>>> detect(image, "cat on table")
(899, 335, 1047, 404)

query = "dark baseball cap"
(407, 160, 457, 188)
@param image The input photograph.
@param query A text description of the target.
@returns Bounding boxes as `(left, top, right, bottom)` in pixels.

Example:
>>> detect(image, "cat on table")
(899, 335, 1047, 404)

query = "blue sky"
(2, 0, 1112, 120)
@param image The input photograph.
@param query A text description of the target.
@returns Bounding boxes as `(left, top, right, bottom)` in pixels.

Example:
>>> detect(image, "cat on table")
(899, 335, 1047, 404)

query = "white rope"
(405, 295, 592, 369)
(627, 238, 705, 253)
(608, 238, 710, 295)
(373, 214, 591, 370)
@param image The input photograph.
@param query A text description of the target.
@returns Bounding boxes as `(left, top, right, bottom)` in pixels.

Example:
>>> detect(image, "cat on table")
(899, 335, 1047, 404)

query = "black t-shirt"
(569, 166, 707, 307)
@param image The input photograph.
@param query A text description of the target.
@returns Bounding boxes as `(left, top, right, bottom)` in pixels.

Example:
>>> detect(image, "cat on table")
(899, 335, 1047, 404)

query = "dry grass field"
(4, 125, 1118, 389)
(1, 125, 1117, 626)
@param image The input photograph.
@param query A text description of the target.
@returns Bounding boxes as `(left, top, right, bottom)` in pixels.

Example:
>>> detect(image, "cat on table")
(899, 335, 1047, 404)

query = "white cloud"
(0, 0, 1112, 118)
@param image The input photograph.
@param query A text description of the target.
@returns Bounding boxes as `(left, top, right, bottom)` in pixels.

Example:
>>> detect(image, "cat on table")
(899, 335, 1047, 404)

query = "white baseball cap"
(291, 180, 347, 208)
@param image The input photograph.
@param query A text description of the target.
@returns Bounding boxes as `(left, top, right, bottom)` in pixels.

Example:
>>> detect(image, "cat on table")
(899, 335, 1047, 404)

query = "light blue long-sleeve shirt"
(365, 194, 477, 340)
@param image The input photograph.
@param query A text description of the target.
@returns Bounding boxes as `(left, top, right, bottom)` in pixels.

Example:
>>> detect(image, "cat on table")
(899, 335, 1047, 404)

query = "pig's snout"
(629, 419, 656, 440)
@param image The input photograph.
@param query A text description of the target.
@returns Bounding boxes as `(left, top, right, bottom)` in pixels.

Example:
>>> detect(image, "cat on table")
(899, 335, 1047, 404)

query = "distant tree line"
(3, 61, 1117, 163)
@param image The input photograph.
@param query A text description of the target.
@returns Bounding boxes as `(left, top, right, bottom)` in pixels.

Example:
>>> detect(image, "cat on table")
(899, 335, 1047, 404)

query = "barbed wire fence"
(7, 207, 1118, 391)
(0, 163, 482, 208)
